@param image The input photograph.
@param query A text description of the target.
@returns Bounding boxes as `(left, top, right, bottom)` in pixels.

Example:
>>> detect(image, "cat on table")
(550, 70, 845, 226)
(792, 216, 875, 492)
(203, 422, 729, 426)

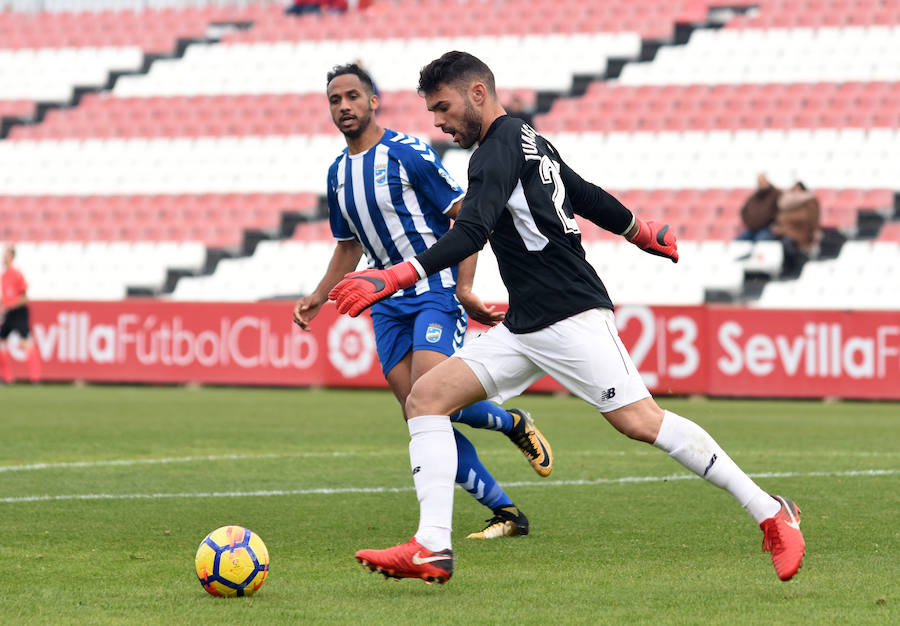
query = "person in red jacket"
(1, 245, 40, 384)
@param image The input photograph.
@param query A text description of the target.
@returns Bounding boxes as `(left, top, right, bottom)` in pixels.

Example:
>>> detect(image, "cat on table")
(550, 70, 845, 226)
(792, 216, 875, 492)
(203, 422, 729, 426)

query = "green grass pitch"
(1, 385, 898, 624)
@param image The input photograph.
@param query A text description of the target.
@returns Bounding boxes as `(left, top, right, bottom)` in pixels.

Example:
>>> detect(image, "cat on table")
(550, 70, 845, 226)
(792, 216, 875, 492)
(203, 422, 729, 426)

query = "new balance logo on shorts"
(601, 388, 616, 401)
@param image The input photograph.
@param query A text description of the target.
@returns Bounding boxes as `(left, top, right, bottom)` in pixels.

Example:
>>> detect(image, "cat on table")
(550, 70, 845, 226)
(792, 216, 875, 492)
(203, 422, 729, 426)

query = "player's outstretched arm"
(293, 240, 363, 330)
(624, 216, 679, 263)
(328, 260, 422, 317)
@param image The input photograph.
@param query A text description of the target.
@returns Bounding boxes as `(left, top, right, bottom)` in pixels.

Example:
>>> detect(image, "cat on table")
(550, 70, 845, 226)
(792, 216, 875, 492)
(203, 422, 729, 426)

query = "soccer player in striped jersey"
(292, 63, 553, 544)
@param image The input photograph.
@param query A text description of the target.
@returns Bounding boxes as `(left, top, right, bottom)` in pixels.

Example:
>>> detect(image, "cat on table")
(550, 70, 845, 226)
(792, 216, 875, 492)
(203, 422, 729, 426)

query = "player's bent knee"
(404, 386, 434, 419)
(405, 381, 456, 418)
(404, 395, 429, 420)
(603, 399, 665, 443)
(405, 357, 487, 418)
(619, 421, 658, 443)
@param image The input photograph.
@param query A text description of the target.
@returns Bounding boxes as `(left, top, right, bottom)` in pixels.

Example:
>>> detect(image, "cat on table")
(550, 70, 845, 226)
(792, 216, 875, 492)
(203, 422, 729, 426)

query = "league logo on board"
(425, 323, 443, 343)
(328, 316, 376, 377)
(374, 166, 388, 185)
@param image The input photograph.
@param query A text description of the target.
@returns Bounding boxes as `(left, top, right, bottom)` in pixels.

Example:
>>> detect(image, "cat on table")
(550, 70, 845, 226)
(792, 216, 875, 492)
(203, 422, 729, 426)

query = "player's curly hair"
(326, 63, 377, 97)
(417, 51, 496, 97)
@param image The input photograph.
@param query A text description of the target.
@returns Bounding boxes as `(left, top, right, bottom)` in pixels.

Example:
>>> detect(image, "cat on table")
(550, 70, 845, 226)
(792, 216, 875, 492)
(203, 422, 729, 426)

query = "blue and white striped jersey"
(327, 129, 465, 298)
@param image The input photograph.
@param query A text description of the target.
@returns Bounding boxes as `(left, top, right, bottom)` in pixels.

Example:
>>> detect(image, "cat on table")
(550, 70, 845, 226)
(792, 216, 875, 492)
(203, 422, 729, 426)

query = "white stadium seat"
(619, 26, 900, 85)
(115, 33, 641, 98)
(0, 47, 143, 101)
(755, 241, 900, 309)
(12, 241, 206, 299)
(169, 240, 362, 301)
(1, 4, 897, 309)
(14, 127, 897, 198)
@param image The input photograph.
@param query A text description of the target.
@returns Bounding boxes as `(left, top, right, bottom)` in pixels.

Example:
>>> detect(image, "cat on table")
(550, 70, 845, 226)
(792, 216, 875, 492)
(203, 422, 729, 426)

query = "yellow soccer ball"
(195, 525, 269, 597)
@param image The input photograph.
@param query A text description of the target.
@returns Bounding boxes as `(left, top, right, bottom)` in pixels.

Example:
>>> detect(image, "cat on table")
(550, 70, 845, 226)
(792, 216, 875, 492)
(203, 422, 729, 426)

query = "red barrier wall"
(4, 301, 899, 400)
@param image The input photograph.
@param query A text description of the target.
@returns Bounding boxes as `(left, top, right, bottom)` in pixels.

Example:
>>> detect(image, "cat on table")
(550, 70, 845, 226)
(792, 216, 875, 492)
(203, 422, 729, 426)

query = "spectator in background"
(285, 0, 321, 15)
(774, 182, 819, 254)
(1, 245, 41, 384)
(286, 0, 372, 13)
(774, 182, 846, 277)
(736, 173, 779, 242)
(505, 94, 535, 129)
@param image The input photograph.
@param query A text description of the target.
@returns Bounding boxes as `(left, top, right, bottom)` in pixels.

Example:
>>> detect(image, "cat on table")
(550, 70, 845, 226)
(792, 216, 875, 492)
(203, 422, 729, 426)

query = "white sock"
(653, 411, 780, 524)
(408, 415, 457, 551)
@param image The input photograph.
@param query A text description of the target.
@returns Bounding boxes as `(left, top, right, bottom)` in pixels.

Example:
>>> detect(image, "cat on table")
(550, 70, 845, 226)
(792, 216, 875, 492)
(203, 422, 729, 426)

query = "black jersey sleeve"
(558, 159, 634, 235)
(415, 133, 523, 276)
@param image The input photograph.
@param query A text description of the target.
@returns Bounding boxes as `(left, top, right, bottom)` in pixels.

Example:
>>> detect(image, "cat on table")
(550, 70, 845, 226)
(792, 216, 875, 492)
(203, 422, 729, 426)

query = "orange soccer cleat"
(466, 505, 529, 539)
(760, 495, 806, 581)
(506, 408, 553, 477)
(355, 538, 454, 584)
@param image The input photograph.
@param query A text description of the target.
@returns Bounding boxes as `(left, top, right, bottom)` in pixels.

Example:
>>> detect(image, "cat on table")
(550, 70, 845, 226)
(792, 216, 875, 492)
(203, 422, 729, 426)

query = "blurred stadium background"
(1, 0, 898, 393)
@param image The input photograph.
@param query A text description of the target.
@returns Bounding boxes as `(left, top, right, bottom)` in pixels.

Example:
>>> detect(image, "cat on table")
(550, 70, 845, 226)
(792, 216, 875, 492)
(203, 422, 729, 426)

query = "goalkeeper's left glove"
(626, 217, 679, 263)
(328, 261, 421, 317)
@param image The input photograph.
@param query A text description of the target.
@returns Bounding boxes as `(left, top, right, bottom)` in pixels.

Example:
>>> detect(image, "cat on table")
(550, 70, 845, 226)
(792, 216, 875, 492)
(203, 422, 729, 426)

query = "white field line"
(3, 449, 898, 474)
(0, 451, 385, 473)
(1, 469, 896, 504)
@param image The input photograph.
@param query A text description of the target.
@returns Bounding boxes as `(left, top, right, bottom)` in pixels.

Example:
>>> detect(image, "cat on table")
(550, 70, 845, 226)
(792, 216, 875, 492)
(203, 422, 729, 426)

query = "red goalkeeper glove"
(328, 261, 421, 317)
(627, 217, 679, 263)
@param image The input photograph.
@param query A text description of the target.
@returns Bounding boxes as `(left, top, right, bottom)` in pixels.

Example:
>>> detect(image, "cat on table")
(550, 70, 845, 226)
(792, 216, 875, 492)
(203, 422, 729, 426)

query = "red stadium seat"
(0, 0, 896, 265)
(861, 189, 894, 209)
(877, 222, 900, 242)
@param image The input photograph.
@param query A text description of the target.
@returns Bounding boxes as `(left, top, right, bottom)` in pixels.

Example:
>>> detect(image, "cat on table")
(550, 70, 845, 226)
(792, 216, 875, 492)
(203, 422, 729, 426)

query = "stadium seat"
(0, 0, 896, 308)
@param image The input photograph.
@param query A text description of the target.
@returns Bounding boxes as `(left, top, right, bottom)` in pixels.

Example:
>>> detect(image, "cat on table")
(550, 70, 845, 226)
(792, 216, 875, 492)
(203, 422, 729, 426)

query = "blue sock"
(453, 427, 513, 510)
(451, 401, 514, 434)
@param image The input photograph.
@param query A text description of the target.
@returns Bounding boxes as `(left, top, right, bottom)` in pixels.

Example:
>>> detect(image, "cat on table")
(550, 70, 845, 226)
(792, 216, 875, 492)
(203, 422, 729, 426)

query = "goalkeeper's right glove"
(626, 217, 679, 263)
(328, 261, 421, 317)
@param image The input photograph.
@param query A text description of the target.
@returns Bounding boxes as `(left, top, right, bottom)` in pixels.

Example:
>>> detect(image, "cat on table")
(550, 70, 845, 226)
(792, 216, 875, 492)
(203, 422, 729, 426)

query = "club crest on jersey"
(425, 323, 443, 343)
(374, 166, 388, 185)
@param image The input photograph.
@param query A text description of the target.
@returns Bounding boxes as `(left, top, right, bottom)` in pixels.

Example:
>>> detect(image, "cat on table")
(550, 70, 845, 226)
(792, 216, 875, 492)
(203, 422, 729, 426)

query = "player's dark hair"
(417, 51, 497, 97)
(326, 63, 377, 97)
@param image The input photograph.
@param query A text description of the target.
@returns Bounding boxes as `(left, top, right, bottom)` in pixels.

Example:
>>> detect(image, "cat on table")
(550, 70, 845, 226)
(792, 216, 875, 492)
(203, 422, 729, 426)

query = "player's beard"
(454, 97, 483, 149)
(340, 107, 373, 140)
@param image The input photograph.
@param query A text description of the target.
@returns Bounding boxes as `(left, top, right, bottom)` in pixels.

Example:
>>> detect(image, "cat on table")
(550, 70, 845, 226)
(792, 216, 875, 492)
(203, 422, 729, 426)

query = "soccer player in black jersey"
(331, 51, 805, 585)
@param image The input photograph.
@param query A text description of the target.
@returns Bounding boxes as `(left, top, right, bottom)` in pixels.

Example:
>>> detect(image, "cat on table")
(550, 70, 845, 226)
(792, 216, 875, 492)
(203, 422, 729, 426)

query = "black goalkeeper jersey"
(415, 115, 634, 334)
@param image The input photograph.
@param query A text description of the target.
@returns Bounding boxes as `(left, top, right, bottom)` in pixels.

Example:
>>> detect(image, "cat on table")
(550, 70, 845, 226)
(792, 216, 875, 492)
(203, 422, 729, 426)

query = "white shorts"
(456, 308, 650, 413)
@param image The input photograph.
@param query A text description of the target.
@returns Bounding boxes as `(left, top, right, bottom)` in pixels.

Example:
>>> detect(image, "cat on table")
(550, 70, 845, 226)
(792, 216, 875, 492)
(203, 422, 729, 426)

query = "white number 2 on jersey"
(539, 155, 580, 235)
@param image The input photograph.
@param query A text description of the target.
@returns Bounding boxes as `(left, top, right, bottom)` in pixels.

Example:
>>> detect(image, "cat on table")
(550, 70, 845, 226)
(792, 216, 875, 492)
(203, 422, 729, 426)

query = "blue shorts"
(370, 292, 467, 375)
